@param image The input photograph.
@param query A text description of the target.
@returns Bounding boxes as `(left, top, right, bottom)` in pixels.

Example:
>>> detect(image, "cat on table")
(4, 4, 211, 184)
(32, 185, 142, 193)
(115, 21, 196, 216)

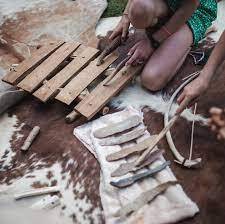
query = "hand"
(126, 37, 154, 66)
(109, 15, 130, 41)
(176, 76, 209, 114)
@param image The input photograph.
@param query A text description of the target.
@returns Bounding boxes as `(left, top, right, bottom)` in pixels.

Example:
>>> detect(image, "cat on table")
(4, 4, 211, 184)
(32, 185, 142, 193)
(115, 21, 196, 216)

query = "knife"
(111, 148, 164, 177)
(110, 160, 170, 188)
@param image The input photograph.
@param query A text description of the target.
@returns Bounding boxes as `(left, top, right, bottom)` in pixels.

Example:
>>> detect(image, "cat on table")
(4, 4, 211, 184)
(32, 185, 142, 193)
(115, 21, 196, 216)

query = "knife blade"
(110, 161, 171, 188)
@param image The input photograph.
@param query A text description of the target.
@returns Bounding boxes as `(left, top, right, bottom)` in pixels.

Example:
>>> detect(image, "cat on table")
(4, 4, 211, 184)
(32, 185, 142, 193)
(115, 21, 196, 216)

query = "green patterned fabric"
(167, 0, 217, 45)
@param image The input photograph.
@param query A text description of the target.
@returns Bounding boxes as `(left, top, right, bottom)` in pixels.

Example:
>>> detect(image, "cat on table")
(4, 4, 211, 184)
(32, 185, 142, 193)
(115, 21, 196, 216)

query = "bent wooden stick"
(106, 135, 158, 161)
(99, 126, 146, 146)
(94, 115, 142, 138)
(111, 149, 164, 177)
(164, 74, 202, 168)
(114, 181, 178, 218)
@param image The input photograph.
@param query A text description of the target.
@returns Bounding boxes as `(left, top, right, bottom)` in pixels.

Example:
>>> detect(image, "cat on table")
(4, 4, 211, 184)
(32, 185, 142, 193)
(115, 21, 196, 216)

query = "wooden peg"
(65, 110, 80, 123)
(21, 126, 40, 151)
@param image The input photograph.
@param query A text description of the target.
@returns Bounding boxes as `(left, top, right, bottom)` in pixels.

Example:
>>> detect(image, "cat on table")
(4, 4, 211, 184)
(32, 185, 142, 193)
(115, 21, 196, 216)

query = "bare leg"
(129, 0, 169, 28)
(141, 24, 193, 91)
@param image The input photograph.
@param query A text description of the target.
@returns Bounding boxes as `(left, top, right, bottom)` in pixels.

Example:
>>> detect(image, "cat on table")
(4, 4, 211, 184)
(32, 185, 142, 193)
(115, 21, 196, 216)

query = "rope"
(189, 103, 197, 161)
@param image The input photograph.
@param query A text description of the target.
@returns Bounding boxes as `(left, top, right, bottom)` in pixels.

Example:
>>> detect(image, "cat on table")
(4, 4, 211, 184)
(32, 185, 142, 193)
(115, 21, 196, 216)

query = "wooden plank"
(33, 45, 99, 102)
(55, 53, 118, 105)
(2, 42, 64, 85)
(75, 65, 143, 120)
(17, 42, 81, 92)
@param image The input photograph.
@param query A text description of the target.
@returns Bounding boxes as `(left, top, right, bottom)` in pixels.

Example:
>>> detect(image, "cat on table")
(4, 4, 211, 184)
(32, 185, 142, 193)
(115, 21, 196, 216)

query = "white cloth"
(74, 107, 199, 224)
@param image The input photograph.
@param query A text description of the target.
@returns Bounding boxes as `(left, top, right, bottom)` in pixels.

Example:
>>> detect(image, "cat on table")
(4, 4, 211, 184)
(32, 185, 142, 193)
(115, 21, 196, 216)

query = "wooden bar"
(33, 45, 99, 102)
(2, 42, 64, 84)
(55, 53, 118, 105)
(75, 65, 143, 120)
(17, 42, 81, 92)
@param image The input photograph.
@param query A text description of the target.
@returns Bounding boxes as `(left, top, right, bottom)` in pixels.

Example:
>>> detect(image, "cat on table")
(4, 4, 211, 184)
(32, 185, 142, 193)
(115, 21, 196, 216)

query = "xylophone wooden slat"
(2, 41, 64, 85)
(55, 53, 118, 105)
(75, 65, 143, 120)
(17, 42, 81, 92)
(33, 45, 99, 102)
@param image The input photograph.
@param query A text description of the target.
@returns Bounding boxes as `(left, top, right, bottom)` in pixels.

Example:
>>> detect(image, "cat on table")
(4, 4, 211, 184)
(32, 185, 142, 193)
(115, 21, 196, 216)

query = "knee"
(129, 0, 155, 29)
(141, 69, 166, 91)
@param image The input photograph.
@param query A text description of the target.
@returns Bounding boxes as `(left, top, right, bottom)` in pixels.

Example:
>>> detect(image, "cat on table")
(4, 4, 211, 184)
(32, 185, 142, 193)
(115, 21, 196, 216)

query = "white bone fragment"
(98, 126, 146, 146)
(93, 115, 142, 138)
(14, 186, 60, 200)
(21, 126, 40, 151)
(31, 195, 60, 210)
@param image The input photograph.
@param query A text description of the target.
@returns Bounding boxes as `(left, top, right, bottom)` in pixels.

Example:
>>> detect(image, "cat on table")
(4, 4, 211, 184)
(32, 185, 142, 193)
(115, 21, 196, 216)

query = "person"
(176, 30, 225, 113)
(110, 0, 217, 112)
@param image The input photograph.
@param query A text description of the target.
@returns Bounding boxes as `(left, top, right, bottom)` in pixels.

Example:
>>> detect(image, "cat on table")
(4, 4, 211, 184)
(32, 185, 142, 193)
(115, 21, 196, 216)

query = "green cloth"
(167, 0, 217, 45)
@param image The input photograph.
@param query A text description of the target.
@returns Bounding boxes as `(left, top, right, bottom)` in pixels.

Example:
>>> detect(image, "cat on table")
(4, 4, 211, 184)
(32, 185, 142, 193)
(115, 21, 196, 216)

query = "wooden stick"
(135, 116, 178, 166)
(96, 35, 121, 66)
(14, 186, 60, 200)
(101, 106, 109, 115)
(103, 56, 131, 86)
(65, 106, 110, 123)
(21, 126, 40, 151)
(65, 110, 81, 123)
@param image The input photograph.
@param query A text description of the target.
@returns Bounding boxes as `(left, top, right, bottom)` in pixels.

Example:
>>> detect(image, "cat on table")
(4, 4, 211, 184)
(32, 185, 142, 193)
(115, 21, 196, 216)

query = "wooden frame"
(2, 41, 143, 122)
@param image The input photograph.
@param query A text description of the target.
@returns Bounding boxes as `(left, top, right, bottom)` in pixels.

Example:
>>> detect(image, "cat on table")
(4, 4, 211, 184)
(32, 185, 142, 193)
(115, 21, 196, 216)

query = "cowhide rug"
(0, 1, 225, 224)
